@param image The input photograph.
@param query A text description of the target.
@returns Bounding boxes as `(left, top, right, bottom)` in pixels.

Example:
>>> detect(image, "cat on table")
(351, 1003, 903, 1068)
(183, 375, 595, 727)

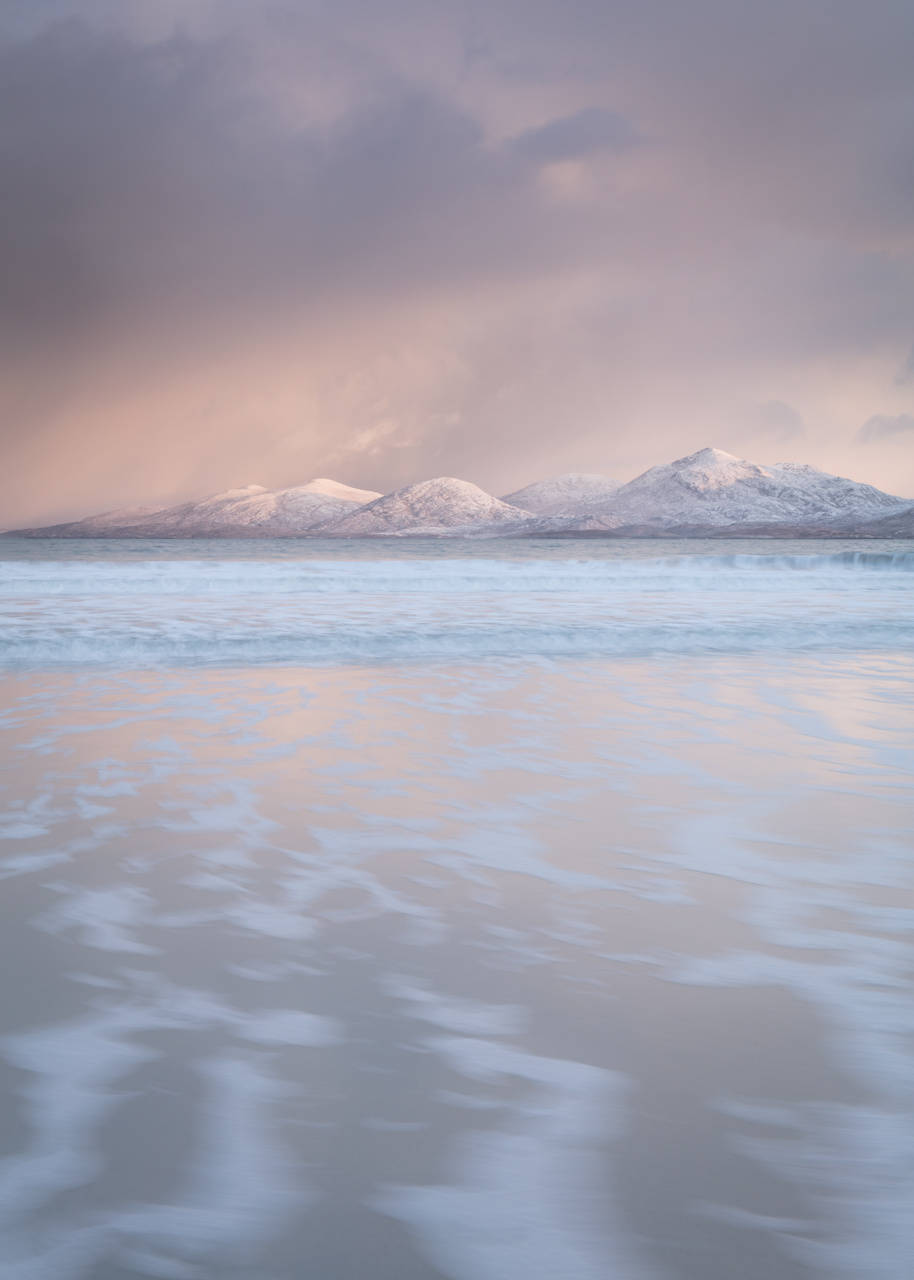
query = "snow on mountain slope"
(844, 502, 914, 537)
(294, 478, 382, 504)
(572, 448, 909, 530)
(321, 478, 532, 535)
(14, 479, 383, 537)
(182, 479, 383, 533)
(501, 473, 619, 515)
(8, 451, 910, 538)
(71, 505, 170, 529)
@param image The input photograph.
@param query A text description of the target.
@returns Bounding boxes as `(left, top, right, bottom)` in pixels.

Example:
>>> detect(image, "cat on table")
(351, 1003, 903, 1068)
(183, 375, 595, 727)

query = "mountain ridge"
(321, 478, 531, 536)
(562, 448, 908, 531)
(6, 450, 911, 538)
(501, 473, 619, 516)
(12, 478, 383, 538)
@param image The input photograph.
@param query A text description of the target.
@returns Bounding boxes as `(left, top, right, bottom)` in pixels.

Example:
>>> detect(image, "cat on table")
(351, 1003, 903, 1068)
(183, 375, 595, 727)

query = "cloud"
(857, 413, 914, 443)
(745, 400, 805, 441)
(510, 107, 639, 164)
(894, 344, 914, 385)
(0, 22, 533, 344)
(2, 0, 914, 522)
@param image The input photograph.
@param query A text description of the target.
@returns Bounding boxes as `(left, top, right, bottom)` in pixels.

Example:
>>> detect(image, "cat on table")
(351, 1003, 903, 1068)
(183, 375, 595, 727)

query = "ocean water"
(0, 538, 911, 1280)
(1, 537, 912, 668)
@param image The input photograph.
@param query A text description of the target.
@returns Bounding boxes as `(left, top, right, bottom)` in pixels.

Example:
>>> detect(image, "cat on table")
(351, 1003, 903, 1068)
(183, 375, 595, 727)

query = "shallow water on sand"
(0, 648, 912, 1279)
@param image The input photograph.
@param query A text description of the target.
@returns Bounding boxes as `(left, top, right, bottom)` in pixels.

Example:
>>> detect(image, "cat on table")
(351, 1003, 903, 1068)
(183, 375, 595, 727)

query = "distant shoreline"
(3, 528, 913, 541)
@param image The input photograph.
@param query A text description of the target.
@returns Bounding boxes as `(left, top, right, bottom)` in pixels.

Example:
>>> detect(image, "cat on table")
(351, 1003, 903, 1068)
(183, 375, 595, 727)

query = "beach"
(0, 540, 912, 1278)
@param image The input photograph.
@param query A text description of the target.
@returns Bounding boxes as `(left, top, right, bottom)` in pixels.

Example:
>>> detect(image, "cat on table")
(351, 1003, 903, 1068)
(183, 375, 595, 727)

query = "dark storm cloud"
(2, 0, 914, 522)
(0, 21, 533, 343)
(0, 10, 649, 383)
(0, 21, 234, 344)
(857, 413, 914, 443)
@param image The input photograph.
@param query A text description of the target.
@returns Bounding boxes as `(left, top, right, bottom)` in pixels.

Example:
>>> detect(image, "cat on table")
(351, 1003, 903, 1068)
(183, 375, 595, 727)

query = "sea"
(0, 536, 911, 1280)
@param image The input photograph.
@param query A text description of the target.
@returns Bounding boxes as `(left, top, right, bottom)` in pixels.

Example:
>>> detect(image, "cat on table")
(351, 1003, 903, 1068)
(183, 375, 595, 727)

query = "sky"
(2, 0, 914, 525)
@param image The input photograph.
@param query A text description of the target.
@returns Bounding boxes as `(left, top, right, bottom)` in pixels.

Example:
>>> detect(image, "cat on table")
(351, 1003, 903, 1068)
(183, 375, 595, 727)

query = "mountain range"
(8, 448, 913, 538)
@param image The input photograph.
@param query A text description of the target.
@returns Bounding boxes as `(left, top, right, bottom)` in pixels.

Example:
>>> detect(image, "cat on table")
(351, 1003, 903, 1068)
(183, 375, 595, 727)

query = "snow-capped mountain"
(7, 450, 910, 538)
(17, 479, 382, 537)
(565, 448, 909, 530)
(170, 479, 383, 533)
(501, 473, 619, 516)
(322, 478, 531, 535)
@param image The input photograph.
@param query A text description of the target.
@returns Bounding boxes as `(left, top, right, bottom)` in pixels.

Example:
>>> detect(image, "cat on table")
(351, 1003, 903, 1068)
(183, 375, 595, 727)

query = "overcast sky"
(2, 0, 914, 523)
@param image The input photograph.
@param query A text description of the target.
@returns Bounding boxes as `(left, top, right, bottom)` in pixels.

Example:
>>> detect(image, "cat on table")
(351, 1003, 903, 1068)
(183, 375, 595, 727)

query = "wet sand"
(0, 654, 912, 1279)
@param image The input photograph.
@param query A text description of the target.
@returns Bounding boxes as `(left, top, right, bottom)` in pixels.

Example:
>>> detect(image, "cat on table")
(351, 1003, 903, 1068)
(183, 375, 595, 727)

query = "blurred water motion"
(0, 540, 911, 1278)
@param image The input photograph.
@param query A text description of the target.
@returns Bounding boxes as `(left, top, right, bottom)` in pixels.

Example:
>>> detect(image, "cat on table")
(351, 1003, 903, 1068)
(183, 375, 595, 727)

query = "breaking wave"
(0, 549, 912, 598)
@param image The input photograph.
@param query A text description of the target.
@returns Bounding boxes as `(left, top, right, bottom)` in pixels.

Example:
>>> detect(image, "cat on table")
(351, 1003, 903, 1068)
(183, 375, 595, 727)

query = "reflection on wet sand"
(0, 655, 911, 1279)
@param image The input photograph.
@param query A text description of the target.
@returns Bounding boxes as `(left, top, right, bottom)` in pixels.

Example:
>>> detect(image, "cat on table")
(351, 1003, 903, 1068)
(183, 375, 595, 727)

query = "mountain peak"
(399, 477, 486, 496)
(322, 476, 529, 535)
(575, 448, 906, 529)
(223, 484, 268, 497)
(290, 478, 383, 503)
(675, 447, 742, 467)
(502, 472, 619, 515)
